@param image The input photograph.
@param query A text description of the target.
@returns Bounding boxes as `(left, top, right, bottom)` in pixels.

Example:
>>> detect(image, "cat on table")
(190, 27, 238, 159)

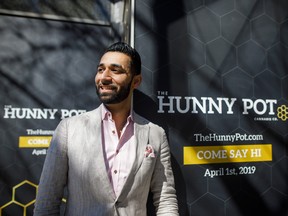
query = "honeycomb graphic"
(0, 180, 38, 216)
(0, 180, 67, 215)
(277, 105, 288, 121)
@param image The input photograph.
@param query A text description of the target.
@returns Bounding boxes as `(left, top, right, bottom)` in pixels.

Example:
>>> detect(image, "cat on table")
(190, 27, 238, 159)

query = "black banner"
(0, 15, 113, 215)
(135, 0, 288, 215)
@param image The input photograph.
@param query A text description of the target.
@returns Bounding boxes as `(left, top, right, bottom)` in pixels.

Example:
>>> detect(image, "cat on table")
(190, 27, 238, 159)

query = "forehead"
(99, 51, 131, 67)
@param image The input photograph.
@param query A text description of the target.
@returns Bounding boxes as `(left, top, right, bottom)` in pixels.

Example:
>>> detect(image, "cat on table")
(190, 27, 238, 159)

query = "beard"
(96, 79, 132, 104)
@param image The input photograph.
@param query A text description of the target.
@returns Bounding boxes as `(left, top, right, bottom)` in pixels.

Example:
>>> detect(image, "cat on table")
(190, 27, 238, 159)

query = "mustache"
(97, 82, 117, 89)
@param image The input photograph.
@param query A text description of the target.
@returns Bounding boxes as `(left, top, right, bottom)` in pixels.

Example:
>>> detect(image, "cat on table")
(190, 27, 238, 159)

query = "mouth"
(98, 84, 117, 93)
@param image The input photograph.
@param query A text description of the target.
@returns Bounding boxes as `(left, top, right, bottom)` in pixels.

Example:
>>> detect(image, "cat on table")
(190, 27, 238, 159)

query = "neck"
(105, 98, 132, 134)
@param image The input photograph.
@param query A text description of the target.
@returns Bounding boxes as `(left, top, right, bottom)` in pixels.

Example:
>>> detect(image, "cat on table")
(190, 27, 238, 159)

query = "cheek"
(95, 74, 100, 84)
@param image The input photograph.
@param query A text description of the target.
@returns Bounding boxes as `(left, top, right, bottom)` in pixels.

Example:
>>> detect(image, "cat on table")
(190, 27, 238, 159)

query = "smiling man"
(34, 42, 179, 216)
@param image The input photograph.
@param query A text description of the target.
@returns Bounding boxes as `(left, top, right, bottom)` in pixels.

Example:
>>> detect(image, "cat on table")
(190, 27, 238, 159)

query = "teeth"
(100, 85, 114, 90)
(98, 82, 115, 90)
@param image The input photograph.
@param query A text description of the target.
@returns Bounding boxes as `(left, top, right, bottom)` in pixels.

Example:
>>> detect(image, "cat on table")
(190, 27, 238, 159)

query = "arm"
(34, 120, 68, 216)
(150, 130, 179, 216)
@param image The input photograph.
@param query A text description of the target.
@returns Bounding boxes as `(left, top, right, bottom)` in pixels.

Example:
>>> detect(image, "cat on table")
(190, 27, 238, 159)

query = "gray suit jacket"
(34, 107, 178, 216)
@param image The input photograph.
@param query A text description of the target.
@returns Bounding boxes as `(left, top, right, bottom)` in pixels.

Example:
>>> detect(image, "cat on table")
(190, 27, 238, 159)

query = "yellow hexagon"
(0, 180, 38, 216)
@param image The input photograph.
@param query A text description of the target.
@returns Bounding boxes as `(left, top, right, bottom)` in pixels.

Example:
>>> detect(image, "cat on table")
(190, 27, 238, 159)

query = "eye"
(111, 67, 126, 74)
(97, 67, 104, 73)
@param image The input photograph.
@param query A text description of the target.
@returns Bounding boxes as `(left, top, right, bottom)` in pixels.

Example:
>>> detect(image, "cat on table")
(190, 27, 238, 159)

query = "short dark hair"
(105, 42, 141, 75)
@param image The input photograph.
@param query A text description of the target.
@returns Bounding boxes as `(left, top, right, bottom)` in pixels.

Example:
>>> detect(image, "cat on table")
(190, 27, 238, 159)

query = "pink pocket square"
(144, 145, 155, 158)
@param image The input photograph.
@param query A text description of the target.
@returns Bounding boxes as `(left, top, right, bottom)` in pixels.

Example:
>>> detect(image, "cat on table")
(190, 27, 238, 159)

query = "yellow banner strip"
(184, 144, 272, 165)
(19, 136, 52, 148)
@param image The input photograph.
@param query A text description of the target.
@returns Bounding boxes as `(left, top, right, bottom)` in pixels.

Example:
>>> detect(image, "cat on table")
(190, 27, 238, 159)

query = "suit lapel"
(132, 122, 149, 174)
(87, 108, 116, 200)
(117, 115, 149, 201)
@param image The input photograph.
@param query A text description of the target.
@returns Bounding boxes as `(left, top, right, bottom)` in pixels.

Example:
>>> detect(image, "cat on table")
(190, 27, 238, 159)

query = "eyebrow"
(97, 63, 123, 68)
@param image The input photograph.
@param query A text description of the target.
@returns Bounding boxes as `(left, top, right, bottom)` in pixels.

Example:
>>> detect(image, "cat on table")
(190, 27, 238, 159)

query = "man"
(34, 42, 179, 216)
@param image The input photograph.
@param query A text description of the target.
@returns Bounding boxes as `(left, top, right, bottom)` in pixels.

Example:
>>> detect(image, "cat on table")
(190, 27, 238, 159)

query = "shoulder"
(134, 112, 166, 135)
(56, 107, 101, 133)
(62, 107, 100, 123)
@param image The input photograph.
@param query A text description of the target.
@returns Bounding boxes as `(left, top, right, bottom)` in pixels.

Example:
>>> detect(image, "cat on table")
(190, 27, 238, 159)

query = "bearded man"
(34, 42, 179, 216)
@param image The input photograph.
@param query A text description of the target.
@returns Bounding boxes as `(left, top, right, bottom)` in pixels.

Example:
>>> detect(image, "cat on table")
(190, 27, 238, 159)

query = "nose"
(96, 68, 112, 84)
(100, 68, 111, 78)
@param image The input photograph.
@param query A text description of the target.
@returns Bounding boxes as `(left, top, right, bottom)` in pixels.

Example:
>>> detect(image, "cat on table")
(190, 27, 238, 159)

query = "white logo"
(3, 105, 86, 119)
(157, 91, 277, 117)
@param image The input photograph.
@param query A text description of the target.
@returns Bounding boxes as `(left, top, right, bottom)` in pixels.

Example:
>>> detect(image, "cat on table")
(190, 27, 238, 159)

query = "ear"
(132, 75, 142, 89)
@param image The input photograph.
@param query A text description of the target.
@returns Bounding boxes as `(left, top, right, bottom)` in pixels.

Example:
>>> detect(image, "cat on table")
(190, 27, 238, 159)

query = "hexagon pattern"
(135, 0, 288, 215)
(0, 180, 37, 215)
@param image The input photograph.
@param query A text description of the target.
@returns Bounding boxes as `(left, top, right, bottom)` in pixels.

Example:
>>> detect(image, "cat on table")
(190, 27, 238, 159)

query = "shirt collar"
(100, 104, 134, 122)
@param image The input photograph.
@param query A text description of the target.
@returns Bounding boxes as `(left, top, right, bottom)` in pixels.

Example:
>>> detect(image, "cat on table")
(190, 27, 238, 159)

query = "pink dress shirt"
(101, 104, 136, 196)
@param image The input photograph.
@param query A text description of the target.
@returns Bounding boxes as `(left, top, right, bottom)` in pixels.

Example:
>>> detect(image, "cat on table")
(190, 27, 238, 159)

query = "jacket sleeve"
(34, 119, 68, 216)
(150, 128, 179, 216)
